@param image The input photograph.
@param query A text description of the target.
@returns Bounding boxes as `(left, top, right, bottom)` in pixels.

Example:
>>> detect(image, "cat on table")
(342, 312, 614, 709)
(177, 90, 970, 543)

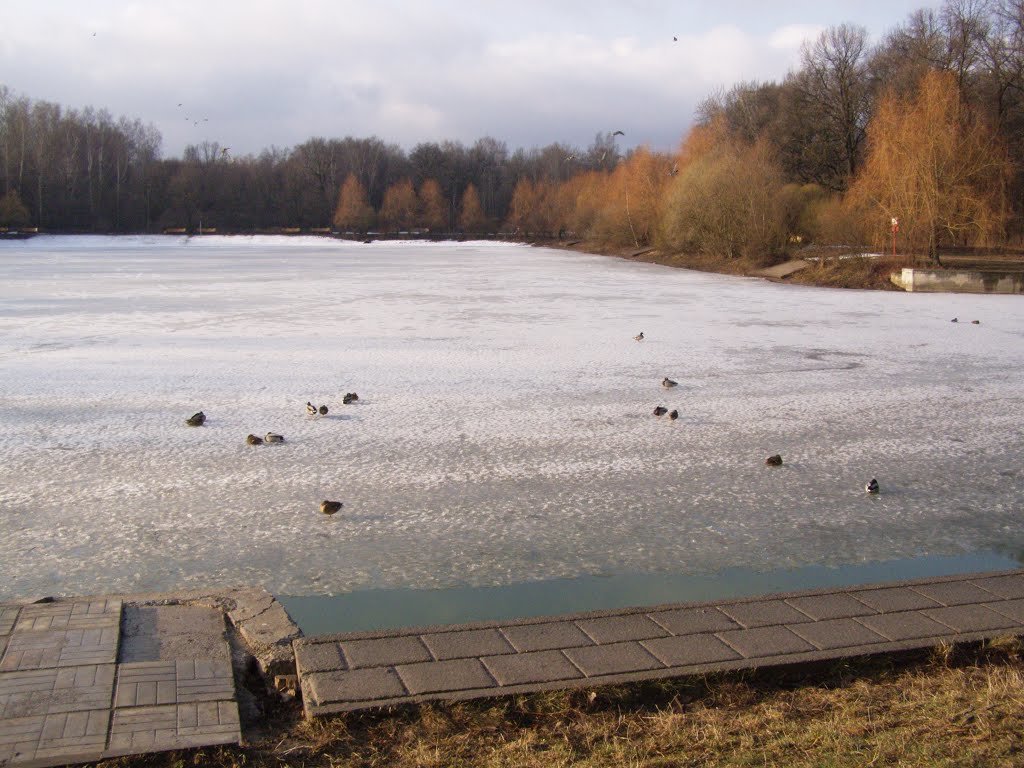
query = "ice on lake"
(1, 234, 1023, 600)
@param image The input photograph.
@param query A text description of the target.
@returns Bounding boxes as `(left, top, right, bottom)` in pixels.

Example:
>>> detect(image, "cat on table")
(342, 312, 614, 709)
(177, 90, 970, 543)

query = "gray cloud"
(2, 0, 936, 158)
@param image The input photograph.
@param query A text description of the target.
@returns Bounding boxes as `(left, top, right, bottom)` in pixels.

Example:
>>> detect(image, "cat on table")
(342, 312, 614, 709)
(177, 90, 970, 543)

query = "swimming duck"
(319, 405, 329, 415)
(320, 500, 343, 515)
(662, 377, 678, 388)
(865, 478, 880, 494)
(765, 454, 783, 466)
(185, 411, 206, 427)
(265, 432, 285, 443)
(306, 402, 317, 416)
(246, 434, 263, 445)
(668, 409, 679, 421)
(634, 331, 644, 341)
(653, 405, 668, 416)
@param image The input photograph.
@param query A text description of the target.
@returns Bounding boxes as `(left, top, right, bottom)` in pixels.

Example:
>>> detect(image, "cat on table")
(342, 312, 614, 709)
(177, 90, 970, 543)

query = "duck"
(634, 331, 644, 341)
(971, 320, 981, 325)
(662, 377, 678, 388)
(320, 500, 343, 515)
(653, 405, 668, 417)
(306, 402, 317, 416)
(865, 478, 880, 494)
(668, 409, 679, 421)
(951, 317, 958, 323)
(765, 454, 783, 466)
(246, 434, 263, 445)
(319, 405, 329, 415)
(343, 392, 359, 405)
(185, 411, 206, 427)
(264, 432, 285, 443)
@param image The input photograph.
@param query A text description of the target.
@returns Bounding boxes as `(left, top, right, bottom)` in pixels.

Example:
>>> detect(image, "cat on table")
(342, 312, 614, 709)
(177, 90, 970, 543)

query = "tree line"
(3, 0, 1024, 264)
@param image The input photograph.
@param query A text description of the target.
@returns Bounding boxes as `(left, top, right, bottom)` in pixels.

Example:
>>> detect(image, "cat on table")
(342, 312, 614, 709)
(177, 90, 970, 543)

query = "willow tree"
(847, 70, 1009, 262)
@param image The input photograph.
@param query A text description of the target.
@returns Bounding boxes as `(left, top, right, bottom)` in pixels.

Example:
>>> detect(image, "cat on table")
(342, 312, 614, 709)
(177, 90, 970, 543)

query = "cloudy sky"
(3, 1, 936, 159)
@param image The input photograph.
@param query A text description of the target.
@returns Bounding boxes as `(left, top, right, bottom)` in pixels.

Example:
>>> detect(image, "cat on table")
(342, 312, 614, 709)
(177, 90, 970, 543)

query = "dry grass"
(97, 637, 1024, 768)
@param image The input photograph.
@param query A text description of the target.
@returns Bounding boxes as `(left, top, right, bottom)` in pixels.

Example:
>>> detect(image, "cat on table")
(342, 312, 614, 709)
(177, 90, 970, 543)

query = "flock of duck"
(636, 330, 882, 495)
(184, 392, 360, 515)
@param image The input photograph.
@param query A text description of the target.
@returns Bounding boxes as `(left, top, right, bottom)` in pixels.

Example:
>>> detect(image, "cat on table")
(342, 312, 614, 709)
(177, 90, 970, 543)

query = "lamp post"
(890, 217, 899, 258)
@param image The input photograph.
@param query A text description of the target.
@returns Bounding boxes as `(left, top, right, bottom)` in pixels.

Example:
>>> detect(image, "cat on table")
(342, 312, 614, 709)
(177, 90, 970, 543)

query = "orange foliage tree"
(379, 179, 417, 232)
(333, 174, 375, 232)
(846, 70, 1009, 262)
(458, 183, 488, 232)
(588, 147, 673, 248)
(417, 179, 448, 232)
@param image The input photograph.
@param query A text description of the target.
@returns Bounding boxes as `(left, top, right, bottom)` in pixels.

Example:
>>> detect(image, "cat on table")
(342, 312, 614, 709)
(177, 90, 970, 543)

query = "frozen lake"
(1, 235, 1023, 603)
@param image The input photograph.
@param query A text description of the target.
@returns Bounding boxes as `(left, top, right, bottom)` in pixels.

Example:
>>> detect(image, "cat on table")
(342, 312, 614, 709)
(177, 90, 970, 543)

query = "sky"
(2, 1, 939, 160)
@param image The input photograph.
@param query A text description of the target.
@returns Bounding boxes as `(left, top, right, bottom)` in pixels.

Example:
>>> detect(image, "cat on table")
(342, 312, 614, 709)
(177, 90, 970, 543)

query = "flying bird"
(673, 36, 677, 42)
(612, 130, 625, 137)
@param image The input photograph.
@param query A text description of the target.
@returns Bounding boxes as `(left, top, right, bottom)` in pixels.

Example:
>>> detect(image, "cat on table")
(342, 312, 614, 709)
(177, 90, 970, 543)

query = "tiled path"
(296, 569, 1024, 716)
(0, 599, 240, 767)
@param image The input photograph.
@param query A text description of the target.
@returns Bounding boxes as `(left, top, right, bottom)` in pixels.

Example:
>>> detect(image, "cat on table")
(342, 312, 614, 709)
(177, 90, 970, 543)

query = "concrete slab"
(119, 605, 230, 664)
(923, 605, 1022, 633)
(718, 600, 814, 628)
(0, 665, 116, 719)
(969, 574, 1024, 599)
(852, 587, 943, 612)
(500, 622, 594, 653)
(857, 611, 952, 641)
(641, 634, 742, 667)
(648, 607, 740, 635)
(304, 668, 407, 707)
(396, 658, 496, 695)
(482, 650, 583, 686)
(985, 598, 1024, 622)
(789, 619, 888, 651)
(340, 636, 433, 669)
(0, 608, 20, 636)
(718, 626, 817, 658)
(294, 642, 347, 674)
(420, 628, 516, 660)
(563, 642, 663, 677)
(576, 615, 669, 645)
(784, 593, 877, 621)
(912, 581, 1006, 606)
(1, 627, 119, 671)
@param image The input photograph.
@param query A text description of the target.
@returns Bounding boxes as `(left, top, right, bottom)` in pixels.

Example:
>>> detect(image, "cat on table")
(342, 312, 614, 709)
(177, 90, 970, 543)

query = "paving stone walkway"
(0, 599, 240, 768)
(295, 569, 1024, 716)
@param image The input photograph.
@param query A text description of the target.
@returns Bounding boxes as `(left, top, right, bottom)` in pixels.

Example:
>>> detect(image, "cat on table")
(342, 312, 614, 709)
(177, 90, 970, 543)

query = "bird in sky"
(612, 130, 625, 137)
(673, 36, 677, 41)
(221, 147, 231, 156)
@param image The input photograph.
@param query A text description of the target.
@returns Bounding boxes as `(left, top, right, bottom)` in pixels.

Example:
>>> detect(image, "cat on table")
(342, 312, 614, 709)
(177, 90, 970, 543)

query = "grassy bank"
(554, 241, 904, 290)
(99, 637, 1024, 767)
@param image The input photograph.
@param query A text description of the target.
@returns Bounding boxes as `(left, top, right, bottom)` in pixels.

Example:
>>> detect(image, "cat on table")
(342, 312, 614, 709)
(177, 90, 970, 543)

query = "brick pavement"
(295, 569, 1024, 716)
(0, 599, 240, 768)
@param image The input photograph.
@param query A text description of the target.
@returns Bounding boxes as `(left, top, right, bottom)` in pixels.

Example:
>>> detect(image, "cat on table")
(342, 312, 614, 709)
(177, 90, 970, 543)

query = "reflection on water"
(279, 550, 1022, 635)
